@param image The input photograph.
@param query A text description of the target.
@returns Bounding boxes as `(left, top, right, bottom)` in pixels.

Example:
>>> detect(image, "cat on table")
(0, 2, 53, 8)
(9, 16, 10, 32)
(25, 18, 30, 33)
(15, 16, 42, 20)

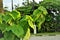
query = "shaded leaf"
(37, 15, 45, 30)
(0, 23, 9, 33)
(19, 20, 29, 36)
(4, 31, 15, 40)
(38, 6, 48, 15)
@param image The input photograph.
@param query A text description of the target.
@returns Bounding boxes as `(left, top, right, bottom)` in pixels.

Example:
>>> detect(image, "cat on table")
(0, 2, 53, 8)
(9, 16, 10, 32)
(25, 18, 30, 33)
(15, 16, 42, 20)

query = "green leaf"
(20, 15, 33, 22)
(28, 20, 34, 29)
(26, 15, 33, 21)
(0, 23, 9, 33)
(0, 14, 3, 23)
(38, 6, 48, 15)
(11, 24, 24, 38)
(32, 6, 48, 30)
(3, 15, 12, 23)
(5, 26, 12, 32)
(5, 24, 24, 38)
(23, 28, 30, 40)
(9, 10, 21, 20)
(45, 15, 52, 21)
(4, 31, 15, 40)
(32, 9, 42, 21)
(36, 15, 45, 30)
(19, 20, 29, 36)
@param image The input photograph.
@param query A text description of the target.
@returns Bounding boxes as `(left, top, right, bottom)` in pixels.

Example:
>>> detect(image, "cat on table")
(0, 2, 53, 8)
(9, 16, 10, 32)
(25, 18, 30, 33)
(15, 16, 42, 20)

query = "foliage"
(38, 0, 60, 32)
(16, 4, 38, 15)
(32, 6, 48, 30)
(16, 6, 32, 15)
(0, 10, 34, 40)
(40, 0, 60, 10)
(0, 5, 48, 40)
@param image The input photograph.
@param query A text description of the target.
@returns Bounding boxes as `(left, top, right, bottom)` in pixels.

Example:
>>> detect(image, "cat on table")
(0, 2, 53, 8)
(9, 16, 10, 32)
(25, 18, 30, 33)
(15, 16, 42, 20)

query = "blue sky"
(3, 0, 42, 11)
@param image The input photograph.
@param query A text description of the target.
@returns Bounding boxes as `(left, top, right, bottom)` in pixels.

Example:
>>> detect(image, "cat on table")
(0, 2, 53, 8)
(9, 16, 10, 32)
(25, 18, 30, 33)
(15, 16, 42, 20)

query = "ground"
(30, 35, 60, 40)
(30, 32, 60, 40)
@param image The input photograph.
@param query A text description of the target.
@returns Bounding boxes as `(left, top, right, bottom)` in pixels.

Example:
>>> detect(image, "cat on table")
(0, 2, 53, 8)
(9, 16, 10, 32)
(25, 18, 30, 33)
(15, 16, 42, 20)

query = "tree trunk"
(0, 0, 3, 13)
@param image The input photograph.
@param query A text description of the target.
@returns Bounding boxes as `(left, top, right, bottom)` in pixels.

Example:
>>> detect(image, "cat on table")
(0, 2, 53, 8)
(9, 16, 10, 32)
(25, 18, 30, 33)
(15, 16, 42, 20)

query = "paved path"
(30, 35, 60, 40)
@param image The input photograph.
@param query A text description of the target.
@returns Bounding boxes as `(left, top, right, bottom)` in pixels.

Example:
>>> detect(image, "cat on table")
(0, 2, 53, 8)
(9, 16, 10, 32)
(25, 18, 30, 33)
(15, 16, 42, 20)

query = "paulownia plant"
(0, 10, 34, 40)
(0, 6, 48, 40)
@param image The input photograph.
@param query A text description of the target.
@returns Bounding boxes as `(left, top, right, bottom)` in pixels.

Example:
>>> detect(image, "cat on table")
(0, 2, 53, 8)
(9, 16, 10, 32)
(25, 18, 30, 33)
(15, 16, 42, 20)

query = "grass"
(31, 32, 60, 36)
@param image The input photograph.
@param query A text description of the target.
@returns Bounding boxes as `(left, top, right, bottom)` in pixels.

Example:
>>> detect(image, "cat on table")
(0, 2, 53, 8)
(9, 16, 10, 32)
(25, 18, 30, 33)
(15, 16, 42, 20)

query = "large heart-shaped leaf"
(9, 10, 21, 20)
(19, 20, 29, 35)
(6, 24, 24, 38)
(11, 24, 24, 38)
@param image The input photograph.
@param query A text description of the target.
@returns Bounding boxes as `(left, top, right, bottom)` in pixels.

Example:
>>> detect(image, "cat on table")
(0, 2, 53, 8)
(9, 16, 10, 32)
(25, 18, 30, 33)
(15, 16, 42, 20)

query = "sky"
(3, 0, 43, 11)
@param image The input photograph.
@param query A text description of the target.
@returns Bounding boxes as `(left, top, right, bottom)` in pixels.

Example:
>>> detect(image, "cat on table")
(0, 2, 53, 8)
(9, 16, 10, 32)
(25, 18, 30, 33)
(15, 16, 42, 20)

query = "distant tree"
(39, 0, 60, 32)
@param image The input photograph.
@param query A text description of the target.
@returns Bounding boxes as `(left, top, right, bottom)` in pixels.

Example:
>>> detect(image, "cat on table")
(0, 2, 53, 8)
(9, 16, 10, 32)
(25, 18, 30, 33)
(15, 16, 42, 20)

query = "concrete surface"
(30, 35, 60, 40)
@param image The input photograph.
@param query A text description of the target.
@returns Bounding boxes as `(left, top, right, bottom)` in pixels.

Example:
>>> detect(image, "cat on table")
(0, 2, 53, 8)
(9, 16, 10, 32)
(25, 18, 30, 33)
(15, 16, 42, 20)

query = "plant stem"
(34, 24, 37, 34)
(20, 38, 23, 40)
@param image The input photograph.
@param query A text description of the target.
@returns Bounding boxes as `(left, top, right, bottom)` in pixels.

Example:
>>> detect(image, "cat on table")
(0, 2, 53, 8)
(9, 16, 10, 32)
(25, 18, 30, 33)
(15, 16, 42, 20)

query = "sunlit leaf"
(9, 10, 21, 20)
(28, 20, 34, 29)
(26, 15, 33, 21)
(23, 28, 30, 40)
